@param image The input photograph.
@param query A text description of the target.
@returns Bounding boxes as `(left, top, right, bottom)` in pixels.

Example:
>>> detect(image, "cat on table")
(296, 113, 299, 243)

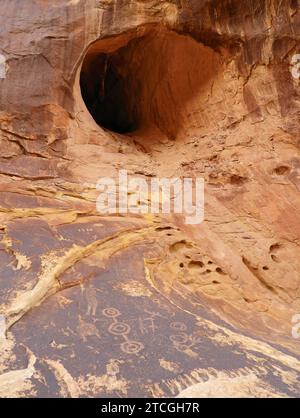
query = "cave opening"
(79, 29, 221, 139)
(80, 50, 138, 134)
(80, 34, 143, 135)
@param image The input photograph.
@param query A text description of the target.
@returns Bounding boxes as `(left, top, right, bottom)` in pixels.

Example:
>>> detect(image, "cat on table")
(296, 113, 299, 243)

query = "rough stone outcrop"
(0, 0, 300, 397)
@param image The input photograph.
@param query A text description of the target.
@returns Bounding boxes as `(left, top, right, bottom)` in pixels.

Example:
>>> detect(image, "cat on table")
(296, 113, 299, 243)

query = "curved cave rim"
(77, 25, 167, 137)
(77, 25, 223, 142)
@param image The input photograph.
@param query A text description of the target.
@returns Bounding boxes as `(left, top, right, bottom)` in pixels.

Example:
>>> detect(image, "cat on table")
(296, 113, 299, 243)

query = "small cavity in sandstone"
(273, 166, 291, 176)
(188, 260, 205, 269)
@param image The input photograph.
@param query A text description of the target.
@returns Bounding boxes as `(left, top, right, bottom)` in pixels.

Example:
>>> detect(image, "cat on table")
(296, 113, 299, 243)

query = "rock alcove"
(79, 28, 221, 139)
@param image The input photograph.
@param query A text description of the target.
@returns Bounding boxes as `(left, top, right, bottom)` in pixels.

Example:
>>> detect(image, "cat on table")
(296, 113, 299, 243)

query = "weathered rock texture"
(0, 0, 300, 398)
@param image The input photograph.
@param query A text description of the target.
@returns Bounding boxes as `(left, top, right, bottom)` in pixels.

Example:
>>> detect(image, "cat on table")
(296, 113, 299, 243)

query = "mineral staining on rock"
(0, 0, 300, 398)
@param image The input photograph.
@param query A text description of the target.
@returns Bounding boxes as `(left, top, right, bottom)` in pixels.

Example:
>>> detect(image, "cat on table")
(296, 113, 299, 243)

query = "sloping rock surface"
(0, 0, 300, 397)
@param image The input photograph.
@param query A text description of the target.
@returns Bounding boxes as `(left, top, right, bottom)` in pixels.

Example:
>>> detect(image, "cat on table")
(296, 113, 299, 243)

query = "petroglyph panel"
(0, 241, 299, 397)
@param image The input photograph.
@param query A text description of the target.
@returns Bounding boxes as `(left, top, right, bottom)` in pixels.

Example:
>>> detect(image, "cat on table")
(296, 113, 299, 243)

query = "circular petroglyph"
(175, 343, 193, 352)
(102, 308, 120, 318)
(170, 322, 187, 331)
(170, 333, 188, 344)
(108, 322, 131, 336)
(121, 341, 144, 355)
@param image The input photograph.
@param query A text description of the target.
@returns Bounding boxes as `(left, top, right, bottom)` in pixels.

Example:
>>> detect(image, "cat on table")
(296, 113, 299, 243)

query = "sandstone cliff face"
(0, 0, 300, 398)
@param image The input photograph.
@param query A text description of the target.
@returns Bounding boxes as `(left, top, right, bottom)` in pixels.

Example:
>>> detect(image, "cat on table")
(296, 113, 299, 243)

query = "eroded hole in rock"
(188, 260, 205, 269)
(273, 166, 291, 176)
(230, 175, 247, 186)
(80, 48, 136, 134)
(80, 28, 221, 138)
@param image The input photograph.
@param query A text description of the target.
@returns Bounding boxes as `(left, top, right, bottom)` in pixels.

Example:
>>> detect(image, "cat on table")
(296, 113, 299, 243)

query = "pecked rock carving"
(0, 0, 300, 398)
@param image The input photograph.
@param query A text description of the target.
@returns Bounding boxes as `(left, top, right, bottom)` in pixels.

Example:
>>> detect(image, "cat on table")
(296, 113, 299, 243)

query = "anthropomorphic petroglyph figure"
(86, 286, 99, 317)
(77, 316, 100, 342)
(83, 278, 103, 317)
